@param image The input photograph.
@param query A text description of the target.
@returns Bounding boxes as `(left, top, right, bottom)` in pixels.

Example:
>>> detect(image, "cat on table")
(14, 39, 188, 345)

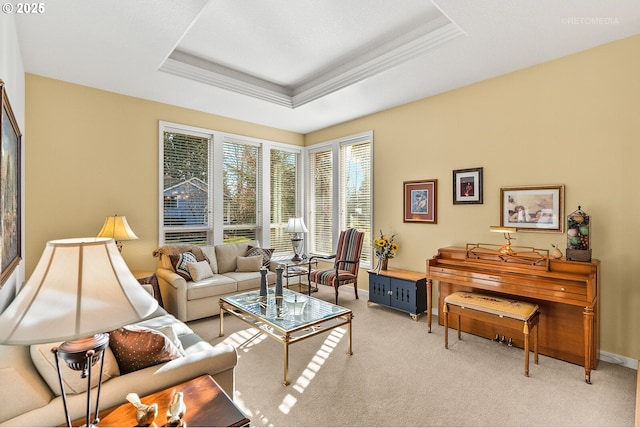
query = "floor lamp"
(0, 237, 158, 427)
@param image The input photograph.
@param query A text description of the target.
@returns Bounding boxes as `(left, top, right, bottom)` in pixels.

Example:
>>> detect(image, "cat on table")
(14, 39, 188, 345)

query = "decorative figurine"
(126, 392, 158, 427)
(275, 265, 284, 296)
(167, 391, 187, 427)
(259, 266, 268, 296)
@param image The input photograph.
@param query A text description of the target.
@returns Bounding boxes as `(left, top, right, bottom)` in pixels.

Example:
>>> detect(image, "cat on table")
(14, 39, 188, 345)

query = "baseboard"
(357, 288, 638, 370)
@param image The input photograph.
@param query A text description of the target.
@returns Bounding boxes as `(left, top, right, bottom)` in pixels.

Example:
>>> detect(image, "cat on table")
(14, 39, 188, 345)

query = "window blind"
(309, 149, 334, 255)
(270, 148, 299, 253)
(223, 141, 259, 242)
(162, 131, 212, 244)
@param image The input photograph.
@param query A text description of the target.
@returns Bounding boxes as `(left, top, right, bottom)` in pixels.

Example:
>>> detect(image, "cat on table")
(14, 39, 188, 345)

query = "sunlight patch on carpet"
(220, 327, 267, 355)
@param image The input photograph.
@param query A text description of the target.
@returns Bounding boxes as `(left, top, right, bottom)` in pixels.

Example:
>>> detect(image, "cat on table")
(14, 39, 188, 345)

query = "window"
(159, 122, 302, 250)
(270, 148, 300, 253)
(308, 132, 372, 267)
(162, 129, 212, 244)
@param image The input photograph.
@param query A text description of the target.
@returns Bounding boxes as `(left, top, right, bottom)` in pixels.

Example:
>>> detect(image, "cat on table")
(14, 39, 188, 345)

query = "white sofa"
(0, 305, 237, 427)
(154, 241, 276, 322)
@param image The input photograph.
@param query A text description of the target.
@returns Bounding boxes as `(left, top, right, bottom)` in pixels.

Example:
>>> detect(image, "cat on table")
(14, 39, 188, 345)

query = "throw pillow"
(169, 251, 197, 280)
(152, 324, 186, 356)
(246, 246, 275, 268)
(201, 245, 218, 274)
(109, 325, 184, 374)
(236, 255, 263, 272)
(30, 342, 120, 396)
(187, 260, 214, 281)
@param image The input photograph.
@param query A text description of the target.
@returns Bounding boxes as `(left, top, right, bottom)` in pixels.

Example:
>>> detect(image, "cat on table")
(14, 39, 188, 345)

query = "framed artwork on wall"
(453, 167, 483, 204)
(500, 185, 564, 232)
(0, 81, 22, 286)
(403, 179, 437, 223)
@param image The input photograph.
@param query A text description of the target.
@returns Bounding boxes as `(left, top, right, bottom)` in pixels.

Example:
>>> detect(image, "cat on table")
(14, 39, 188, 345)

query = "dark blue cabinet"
(368, 269, 427, 321)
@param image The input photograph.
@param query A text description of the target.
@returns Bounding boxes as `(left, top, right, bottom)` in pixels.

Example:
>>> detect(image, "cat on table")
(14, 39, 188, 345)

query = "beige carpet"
(189, 287, 636, 427)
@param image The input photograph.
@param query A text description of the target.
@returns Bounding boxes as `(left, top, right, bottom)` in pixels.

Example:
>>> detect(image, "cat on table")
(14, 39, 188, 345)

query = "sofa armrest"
(156, 268, 189, 322)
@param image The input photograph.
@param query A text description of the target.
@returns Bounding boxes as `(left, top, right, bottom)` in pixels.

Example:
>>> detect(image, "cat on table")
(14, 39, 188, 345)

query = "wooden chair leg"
(353, 280, 359, 300)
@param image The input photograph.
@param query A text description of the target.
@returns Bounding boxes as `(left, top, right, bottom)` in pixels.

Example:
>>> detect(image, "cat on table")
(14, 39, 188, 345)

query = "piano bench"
(443, 291, 540, 377)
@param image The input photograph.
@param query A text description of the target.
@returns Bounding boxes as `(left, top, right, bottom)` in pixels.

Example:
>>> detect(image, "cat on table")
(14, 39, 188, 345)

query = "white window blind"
(308, 133, 372, 267)
(309, 148, 334, 255)
(162, 130, 212, 244)
(223, 140, 260, 242)
(340, 140, 372, 266)
(270, 148, 299, 253)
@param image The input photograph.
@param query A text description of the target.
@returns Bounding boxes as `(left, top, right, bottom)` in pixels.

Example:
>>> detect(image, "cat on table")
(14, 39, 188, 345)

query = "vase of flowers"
(373, 230, 398, 274)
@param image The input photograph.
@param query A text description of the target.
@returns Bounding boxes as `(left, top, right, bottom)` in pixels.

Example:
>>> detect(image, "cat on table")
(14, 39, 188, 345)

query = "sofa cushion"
(30, 342, 120, 396)
(170, 251, 197, 280)
(201, 245, 219, 274)
(186, 275, 237, 300)
(109, 326, 184, 374)
(236, 255, 263, 272)
(246, 245, 274, 267)
(224, 271, 274, 292)
(215, 240, 258, 273)
(188, 260, 214, 281)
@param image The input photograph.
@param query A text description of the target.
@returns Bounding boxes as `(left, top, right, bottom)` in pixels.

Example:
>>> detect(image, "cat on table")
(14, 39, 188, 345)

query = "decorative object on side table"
(566, 206, 591, 261)
(285, 217, 308, 262)
(453, 167, 483, 205)
(373, 230, 398, 274)
(167, 391, 186, 427)
(0, 237, 158, 427)
(403, 179, 437, 223)
(126, 392, 158, 426)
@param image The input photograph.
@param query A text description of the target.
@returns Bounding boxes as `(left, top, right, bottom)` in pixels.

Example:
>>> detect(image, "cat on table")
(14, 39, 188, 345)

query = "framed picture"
(500, 185, 564, 232)
(453, 167, 483, 204)
(0, 81, 22, 286)
(404, 179, 437, 223)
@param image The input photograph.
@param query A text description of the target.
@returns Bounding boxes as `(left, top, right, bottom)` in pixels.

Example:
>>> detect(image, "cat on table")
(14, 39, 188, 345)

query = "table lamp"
(490, 226, 517, 256)
(285, 217, 308, 262)
(0, 237, 158, 427)
(97, 214, 139, 252)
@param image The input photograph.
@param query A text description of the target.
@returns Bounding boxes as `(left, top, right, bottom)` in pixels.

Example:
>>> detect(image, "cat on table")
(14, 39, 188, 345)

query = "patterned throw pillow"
(109, 326, 184, 374)
(246, 246, 274, 268)
(169, 251, 197, 280)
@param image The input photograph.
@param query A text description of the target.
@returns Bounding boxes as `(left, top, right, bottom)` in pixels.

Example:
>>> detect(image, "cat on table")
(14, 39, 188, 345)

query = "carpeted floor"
(188, 287, 636, 427)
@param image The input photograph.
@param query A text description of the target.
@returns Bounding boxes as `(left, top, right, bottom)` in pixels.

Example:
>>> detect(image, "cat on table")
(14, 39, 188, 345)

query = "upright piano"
(426, 245, 599, 383)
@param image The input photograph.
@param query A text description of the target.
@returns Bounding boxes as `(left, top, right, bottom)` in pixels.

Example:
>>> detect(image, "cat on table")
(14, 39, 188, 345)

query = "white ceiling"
(15, 0, 640, 134)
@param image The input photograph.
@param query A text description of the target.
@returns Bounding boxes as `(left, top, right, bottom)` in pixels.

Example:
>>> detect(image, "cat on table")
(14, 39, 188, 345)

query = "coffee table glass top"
(222, 288, 350, 332)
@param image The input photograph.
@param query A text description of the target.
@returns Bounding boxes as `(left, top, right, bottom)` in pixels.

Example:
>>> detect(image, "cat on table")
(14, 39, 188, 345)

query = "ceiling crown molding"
(159, 14, 465, 109)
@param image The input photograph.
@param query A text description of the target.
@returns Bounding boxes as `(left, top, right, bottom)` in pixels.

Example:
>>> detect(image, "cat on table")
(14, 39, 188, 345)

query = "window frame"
(306, 131, 373, 268)
(158, 121, 304, 250)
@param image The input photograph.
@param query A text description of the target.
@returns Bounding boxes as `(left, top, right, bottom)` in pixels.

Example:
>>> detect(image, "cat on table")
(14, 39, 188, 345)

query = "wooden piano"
(426, 245, 599, 383)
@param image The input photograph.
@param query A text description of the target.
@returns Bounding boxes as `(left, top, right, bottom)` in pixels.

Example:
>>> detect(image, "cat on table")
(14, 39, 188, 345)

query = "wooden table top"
(70, 375, 249, 427)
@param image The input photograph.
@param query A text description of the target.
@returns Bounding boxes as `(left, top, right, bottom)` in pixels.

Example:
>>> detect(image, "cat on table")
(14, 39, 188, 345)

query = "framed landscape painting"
(1, 81, 22, 286)
(500, 185, 564, 232)
(404, 179, 437, 223)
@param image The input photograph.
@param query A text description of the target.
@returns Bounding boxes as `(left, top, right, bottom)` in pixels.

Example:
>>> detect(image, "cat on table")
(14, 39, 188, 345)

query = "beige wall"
(306, 35, 640, 359)
(24, 75, 303, 274)
(25, 35, 639, 359)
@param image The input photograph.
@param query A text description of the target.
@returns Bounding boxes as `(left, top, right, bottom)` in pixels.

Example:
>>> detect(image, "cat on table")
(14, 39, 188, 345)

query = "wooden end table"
(69, 375, 249, 427)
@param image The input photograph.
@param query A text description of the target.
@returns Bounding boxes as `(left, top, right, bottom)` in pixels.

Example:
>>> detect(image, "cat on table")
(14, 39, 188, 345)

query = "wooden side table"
(132, 270, 164, 308)
(70, 375, 249, 427)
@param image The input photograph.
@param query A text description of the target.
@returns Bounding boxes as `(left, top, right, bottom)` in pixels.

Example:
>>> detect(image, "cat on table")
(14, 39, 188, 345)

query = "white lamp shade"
(97, 215, 138, 241)
(285, 217, 308, 233)
(0, 237, 158, 345)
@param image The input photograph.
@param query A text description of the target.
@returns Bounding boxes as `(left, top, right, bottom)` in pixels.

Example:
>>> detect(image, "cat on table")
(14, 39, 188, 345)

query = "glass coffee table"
(219, 288, 353, 386)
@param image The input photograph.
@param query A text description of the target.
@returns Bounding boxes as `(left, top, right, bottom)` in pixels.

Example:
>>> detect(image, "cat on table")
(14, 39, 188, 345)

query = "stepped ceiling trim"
(159, 14, 465, 109)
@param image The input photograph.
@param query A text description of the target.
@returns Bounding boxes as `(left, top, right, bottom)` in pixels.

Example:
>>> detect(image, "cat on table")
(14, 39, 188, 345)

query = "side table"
(131, 270, 164, 308)
(272, 258, 318, 295)
(69, 375, 249, 427)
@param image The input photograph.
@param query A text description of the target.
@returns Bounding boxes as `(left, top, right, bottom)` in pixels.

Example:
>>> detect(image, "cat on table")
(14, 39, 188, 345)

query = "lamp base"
(54, 333, 110, 428)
